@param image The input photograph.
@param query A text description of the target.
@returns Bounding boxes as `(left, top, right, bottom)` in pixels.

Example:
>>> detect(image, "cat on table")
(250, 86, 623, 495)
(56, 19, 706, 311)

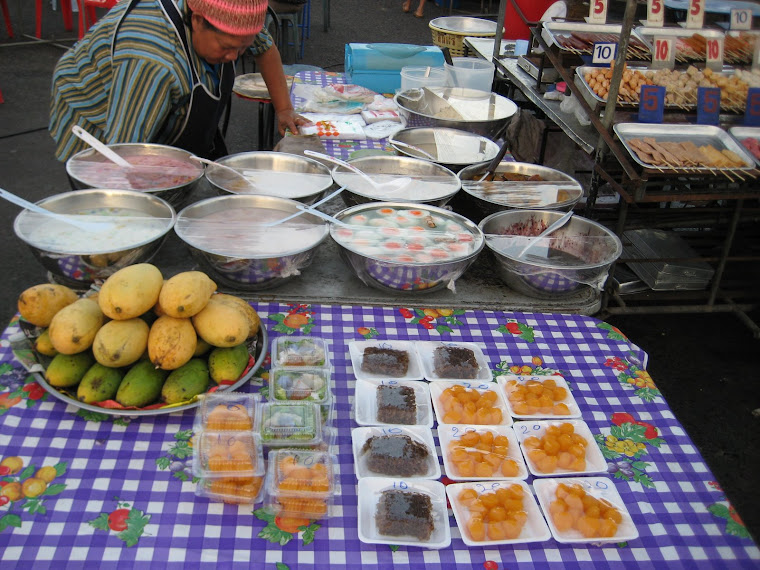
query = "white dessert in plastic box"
(269, 367, 333, 424)
(514, 419, 607, 477)
(353, 378, 433, 428)
(271, 336, 330, 369)
(497, 374, 582, 420)
(429, 380, 512, 427)
(416, 341, 491, 382)
(533, 477, 639, 543)
(446, 480, 551, 546)
(438, 424, 528, 481)
(258, 401, 323, 447)
(195, 391, 261, 431)
(357, 477, 451, 549)
(348, 340, 423, 381)
(351, 425, 441, 479)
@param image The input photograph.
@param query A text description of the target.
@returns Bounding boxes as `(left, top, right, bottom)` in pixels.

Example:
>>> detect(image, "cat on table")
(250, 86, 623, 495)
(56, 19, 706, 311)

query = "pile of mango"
(17, 263, 260, 409)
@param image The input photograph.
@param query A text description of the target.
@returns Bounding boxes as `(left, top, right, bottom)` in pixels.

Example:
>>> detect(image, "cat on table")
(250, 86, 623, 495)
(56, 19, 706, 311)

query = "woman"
(50, 0, 308, 160)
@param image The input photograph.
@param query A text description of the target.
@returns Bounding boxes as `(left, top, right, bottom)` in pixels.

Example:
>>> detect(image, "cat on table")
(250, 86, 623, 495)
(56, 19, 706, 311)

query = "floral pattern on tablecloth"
(604, 355, 661, 402)
(398, 307, 466, 333)
(0, 456, 67, 532)
(87, 499, 151, 547)
(594, 412, 663, 488)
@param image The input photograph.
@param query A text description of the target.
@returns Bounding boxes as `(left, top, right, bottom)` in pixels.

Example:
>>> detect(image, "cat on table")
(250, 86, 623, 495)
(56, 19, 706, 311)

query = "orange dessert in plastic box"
(196, 392, 260, 431)
(266, 449, 335, 519)
(193, 432, 265, 504)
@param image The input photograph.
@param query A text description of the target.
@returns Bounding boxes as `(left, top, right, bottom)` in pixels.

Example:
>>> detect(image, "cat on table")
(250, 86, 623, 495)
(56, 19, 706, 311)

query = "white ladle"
(515, 211, 575, 258)
(261, 186, 345, 227)
(391, 140, 438, 161)
(303, 150, 412, 193)
(71, 126, 133, 168)
(0, 187, 124, 233)
(189, 156, 259, 193)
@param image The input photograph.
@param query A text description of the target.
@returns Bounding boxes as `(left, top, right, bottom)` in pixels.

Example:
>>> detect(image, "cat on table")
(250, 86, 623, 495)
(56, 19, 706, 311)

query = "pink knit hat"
(187, 0, 267, 36)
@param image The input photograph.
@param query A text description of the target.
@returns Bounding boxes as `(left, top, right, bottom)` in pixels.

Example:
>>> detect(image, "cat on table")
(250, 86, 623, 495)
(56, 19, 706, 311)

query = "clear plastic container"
(351, 425, 440, 479)
(271, 336, 330, 368)
(416, 341, 491, 381)
(258, 401, 323, 448)
(445, 57, 495, 91)
(357, 477, 451, 549)
(400, 66, 447, 91)
(446, 480, 550, 546)
(348, 340, 423, 381)
(353, 378, 433, 428)
(438, 424, 528, 481)
(269, 366, 332, 422)
(264, 488, 334, 520)
(429, 380, 512, 427)
(192, 430, 263, 479)
(195, 391, 260, 431)
(195, 473, 266, 504)
(533, 477, 639, 543)
(267, 449, 335, 498)
(514, 419, 607, 477)
(497, 374, 581, 420)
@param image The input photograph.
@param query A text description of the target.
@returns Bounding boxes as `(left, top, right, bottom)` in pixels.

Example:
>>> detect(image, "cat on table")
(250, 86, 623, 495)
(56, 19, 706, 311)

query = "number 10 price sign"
(652, 37, 675, 69)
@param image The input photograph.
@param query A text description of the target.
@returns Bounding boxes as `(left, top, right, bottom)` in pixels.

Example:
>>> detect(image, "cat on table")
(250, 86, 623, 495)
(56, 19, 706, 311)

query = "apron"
(113, 0, 234, 158)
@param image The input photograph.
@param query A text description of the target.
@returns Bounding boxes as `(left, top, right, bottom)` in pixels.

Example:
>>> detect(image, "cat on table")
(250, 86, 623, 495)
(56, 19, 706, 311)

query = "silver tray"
(541, 22, 651, 59)
(728, 126, 760, 167)
(635, 26, 724, 62)
(25, 324, 268, 417)
(613, 123, 757, 172)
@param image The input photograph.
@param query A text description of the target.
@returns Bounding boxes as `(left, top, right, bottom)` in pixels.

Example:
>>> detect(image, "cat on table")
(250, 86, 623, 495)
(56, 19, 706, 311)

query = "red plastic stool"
(36, 0, 74, 39)
(78, 0, 119, 39)
(1, 0, 13, 38)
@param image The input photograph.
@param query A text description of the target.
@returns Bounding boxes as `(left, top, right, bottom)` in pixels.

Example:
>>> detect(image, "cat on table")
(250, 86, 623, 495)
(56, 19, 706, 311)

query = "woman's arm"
(254, 44, 310, 135)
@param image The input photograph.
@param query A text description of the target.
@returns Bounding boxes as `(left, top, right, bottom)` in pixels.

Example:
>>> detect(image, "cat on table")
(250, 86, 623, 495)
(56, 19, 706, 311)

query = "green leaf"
(646, 437, 664, 448)
(170, 443, 193, 460)
(155, 457, 171, 470)
(258, 523, 293, 545)
(42, 483, 66, 496)
(175, 429, 193, 441)
(268, 314, 285, 324)
(113, 418, 131, 427)
(0, 408, 9, 417)
(410, 317, 422, 325)
(300, 522, 320, 545)
(88, 513, 110, 531)
(118, 526, 143, 547)
(630, 461, 649, 470)
(496, 325, 509, 335)
(452, 309, 466, 316)
(708, 503, 731, 519)
(612, 471, 628, 481)
(76, 409, 110, 423)
(253, 507, 275, 524)
(54, 462, 68, 477)
(632, 471, 654, 487)
(435, 325, 453, 334)
(725, 519, 750, 538)
(272, 324, 296, 335)
(302, 323, 315, 334)
(24, 499, 47, 515)
(0, 363, 13, 375)
(0, 513, 23, 532)
(276, 563, 290, 570)
(26, 399, 37, 408)
(17, 464, 36, 480)
(389, 545, 400, 552)
(635, 388, 661, 402)
(414, 308, 425, 318)
(173, 472, 189, 482)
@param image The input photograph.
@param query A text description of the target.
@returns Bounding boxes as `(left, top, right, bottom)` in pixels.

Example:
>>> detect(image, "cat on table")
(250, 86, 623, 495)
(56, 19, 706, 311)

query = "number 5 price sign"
(647, 0, 664, 27)
(589, 0, 607, 24)
(639, 84, 665, 123)
(746, 88, 760, 127)
(697, 87, 720, 125)
(686, 0, 705, 29)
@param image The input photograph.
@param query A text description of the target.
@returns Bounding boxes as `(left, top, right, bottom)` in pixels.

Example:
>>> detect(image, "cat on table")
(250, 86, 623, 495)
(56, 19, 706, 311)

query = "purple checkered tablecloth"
(0, 303, 758, 569)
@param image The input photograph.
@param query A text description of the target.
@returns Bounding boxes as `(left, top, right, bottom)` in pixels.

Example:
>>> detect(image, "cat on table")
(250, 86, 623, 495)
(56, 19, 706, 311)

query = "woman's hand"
(276, 108, 312, 136)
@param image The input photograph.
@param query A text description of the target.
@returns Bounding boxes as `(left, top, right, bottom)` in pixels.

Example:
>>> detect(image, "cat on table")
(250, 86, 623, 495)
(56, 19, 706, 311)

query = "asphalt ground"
(0, 0, 758, 542)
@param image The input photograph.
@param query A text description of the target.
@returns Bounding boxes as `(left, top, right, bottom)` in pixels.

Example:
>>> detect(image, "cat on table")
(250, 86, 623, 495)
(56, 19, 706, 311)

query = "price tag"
(754, 41, 760, 70)
(745, 88, 760, 126)
(730, 8, 752, 30)
(647, 0, 664, 27)
(705, 37, 724, 72)
(697, 87, 721, 125)
(639, 84, 666, 123)
(592, 42, 617, 65)
(686, 0, 705, 29)
(652, 37, 675, 69)
(589, 0, 607, 24)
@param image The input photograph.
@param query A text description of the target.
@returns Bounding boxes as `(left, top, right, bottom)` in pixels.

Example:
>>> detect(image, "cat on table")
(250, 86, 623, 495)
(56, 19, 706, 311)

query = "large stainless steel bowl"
(331, 155, 461, 208)
(206, 151, 334, 205)
(66, 143, 203, 209)
(332, 202, 484, 293)
(389, 127, 501, 172)
(13, 189, 176, 284)
(479, 210, 622, 298)
(456, 162, 584, 222)
(394, 87, 517, 140)
(175, 194, 329, 290)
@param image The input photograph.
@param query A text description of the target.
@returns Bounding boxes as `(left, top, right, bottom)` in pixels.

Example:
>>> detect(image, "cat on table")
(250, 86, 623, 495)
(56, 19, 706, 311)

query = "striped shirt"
(49, 0, 273, 161)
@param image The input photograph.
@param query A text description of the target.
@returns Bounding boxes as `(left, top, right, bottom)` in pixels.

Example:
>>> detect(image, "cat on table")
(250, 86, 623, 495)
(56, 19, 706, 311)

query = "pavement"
(1, 0, 758, 542)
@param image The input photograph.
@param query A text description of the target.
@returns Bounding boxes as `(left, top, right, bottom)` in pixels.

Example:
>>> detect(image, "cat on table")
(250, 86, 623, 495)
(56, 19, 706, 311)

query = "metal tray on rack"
(728, 126, 760, 167)
(541, 22, 651, 59)
(723, 30, 760, 65)
(635, 27, 724, 63)
(613, 123, 757, 172)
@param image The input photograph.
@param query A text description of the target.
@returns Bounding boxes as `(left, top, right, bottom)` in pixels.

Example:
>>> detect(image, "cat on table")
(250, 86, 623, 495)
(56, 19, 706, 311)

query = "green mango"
(116, 360, 168, 408)
(77, 363, 124, 404)
(45, 352, 95, 388)
(162, 358, 210, 405)
(208, 343, 249, 384)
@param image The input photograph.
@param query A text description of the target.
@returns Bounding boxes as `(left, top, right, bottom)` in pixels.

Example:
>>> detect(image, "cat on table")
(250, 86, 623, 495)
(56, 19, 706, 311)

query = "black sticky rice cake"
(375, 489, 434, 541)
(376, 384, 417, 424)
(362, 347, 410, 377)
(362, 434, 430, 477)
(433, 346, 478, 379)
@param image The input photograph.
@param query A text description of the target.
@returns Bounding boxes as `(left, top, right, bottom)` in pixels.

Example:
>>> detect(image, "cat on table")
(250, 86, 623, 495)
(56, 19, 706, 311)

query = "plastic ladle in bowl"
(515, 211, 574, 258)
(71, 126, 134, 169)
(478, 137, 512, 182)
(190, 156, 259, 193)
(390, 140, 438, 161)
(303, 150, 412, 194)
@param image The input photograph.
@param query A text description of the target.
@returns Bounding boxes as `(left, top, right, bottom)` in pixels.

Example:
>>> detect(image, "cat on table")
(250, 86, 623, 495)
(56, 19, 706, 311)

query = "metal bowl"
(394, 87, 517, 140)
(332, 202, 484, 293)
(331, 155, 461, 208)
(66, 143, 203, 209)
(175, 194, 329, 290)
(456, 162, 584, 222)
(479, 210, 622, 298)
(389, 127, 501, 172)
(13, 189, 176, 284)
(206, 151, 334, 205)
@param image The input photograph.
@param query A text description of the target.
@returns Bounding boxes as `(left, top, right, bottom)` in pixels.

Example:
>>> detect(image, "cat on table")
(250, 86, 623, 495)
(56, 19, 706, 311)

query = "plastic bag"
(559, 94, 591, 127)
(362, 120, 405, 140)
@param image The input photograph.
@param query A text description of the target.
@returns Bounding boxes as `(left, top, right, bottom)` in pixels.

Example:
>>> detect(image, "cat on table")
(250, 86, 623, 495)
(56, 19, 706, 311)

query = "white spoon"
(190, 156, 258, 193)
(71, 126, 133, 169)
(261, 186, 345, 227)
(303, 150, 412, 193)
(515, 211, 575, 258)
(391, 140, 438, 161)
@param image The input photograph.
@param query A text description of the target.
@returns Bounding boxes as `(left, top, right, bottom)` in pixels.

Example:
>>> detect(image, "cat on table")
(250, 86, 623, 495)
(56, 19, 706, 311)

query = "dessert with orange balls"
(547, 482, 623, 539)
(194, 431, 264, 504)
(522, 422, 588, 474)
(502, 377, 572, 416)
(455, 484, 529, 542)
(437, 384, 504, 425)
(205, 402, 254, 431)
(446, 429, 521, 478)
(267, 450, 334, 520)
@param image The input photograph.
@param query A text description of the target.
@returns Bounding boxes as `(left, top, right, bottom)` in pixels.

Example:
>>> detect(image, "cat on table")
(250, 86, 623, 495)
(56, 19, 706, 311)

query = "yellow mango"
(17, 284, 79, 327)
(148, 315, 197, 370)
(92, 318, 150, 368)
(98, 263, 163, 320)
(192, 297, 249, 347)
(158, 271, 217, 318)
(48, 298, 105, 354)
(210, 293, 260, 338)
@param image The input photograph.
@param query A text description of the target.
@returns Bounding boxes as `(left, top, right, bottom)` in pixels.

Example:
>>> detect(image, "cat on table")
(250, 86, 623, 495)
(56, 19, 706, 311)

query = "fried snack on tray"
(626, 137, 749, 169)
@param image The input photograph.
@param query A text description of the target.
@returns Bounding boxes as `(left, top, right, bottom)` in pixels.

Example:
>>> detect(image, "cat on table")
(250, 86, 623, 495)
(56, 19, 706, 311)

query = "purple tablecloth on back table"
(0, 303, 758, 569)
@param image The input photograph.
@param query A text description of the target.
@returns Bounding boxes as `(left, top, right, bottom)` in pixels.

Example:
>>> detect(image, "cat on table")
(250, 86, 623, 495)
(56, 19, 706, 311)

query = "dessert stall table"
(0, 303, 758, 568)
